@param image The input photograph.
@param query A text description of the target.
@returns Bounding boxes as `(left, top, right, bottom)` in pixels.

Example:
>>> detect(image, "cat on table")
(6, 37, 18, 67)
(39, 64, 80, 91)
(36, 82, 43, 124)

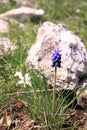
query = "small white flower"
(76, 9, 81, 13)
(14, 71, 32, 87)
(14, 72, 24, 80)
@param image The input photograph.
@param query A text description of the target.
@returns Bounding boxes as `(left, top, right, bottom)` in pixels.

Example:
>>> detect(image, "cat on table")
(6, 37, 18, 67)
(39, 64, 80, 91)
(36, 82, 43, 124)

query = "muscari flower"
(51, 49, 61, 67)
(14, 71, 31, 87)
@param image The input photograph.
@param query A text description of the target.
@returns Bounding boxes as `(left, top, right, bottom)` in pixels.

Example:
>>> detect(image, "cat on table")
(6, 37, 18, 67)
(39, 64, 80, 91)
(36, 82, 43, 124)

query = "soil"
(0, 98, 87, 130)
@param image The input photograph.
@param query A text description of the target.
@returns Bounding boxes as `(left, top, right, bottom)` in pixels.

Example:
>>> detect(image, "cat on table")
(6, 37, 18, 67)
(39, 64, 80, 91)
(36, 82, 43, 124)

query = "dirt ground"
(0, 98, 87, 130)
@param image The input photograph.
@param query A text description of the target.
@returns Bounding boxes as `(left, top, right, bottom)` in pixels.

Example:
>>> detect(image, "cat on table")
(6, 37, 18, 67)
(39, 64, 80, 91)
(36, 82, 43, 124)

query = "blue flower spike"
(52, 49, 61, 68)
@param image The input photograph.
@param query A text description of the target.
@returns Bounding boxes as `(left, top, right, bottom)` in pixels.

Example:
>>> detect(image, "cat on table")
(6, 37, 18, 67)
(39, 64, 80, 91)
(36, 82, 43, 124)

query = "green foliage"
(39, 0, 87, 47)
(0, 0, 87, 129)
(0, 1, 18, 13)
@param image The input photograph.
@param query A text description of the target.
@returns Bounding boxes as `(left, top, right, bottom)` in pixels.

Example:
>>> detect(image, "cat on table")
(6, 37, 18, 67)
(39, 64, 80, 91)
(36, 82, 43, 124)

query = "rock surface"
(26, 21, 87, 108)
(0, 0, 9, 4)
(0, 0, 33, 6)
(0, 7, 44, 20)
(0, 6, 44, 33)
(26, 21, 87, 90)
(12, 0, 35, 6)
(0, 37, 17, 56)
(0, 19, 9, 33)
(77, 79, 87, 108)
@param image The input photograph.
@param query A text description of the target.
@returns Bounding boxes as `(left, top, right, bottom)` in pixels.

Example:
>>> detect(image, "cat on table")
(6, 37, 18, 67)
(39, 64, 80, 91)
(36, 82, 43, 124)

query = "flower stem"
(52, 66, 57, 114)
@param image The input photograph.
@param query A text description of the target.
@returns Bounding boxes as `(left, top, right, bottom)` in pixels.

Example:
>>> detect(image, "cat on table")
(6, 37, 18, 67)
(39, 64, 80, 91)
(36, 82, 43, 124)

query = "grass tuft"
(0, 0, 87, 129)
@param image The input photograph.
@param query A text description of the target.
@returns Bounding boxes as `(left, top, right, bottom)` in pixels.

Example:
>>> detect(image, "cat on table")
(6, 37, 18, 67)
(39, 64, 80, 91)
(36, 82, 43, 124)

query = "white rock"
(0, 0, 9, 4)
(0, 37, 17, 56)
(12, 0, 34, 6)
(0, 19, 9, 33)
(26, 22, 87, 91)
(0, 7, 44, 18)
(77, 80, 87, 108)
